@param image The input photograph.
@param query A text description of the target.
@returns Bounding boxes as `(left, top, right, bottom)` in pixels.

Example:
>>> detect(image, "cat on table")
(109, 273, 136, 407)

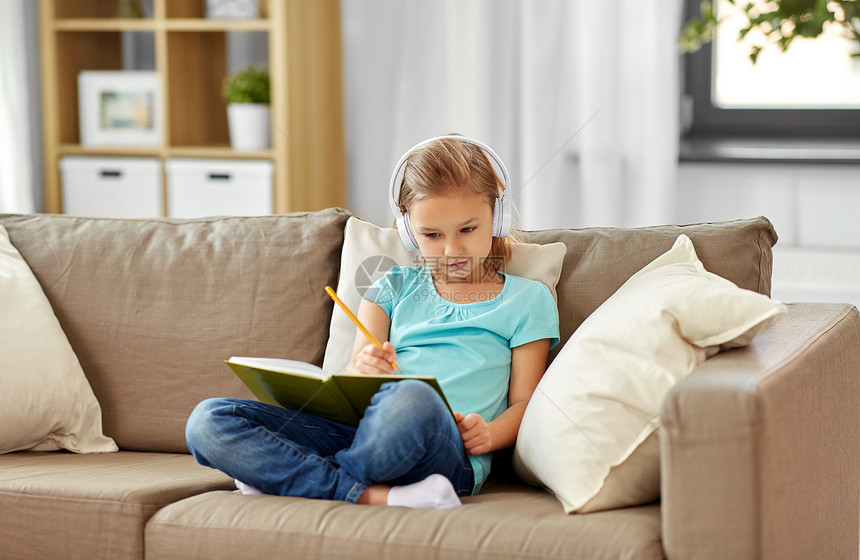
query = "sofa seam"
(757, 222, 770, 296)
(0, 208, 352, 229)
(0, 488, 191, 510)
(144, 519, 578, 560)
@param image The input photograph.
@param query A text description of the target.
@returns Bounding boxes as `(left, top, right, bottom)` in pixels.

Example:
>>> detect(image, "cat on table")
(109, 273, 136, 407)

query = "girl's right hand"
(348, 341, 398, 375)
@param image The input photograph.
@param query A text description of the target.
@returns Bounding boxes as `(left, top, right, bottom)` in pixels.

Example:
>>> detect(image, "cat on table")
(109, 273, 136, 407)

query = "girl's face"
(407, 190, 495, 284)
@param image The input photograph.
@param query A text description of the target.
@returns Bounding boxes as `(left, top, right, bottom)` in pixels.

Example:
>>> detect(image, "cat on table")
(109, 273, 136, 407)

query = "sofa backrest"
(1, 211, 776, 454)
(522, 216, 777, 364)
(0, 209, 350, 453)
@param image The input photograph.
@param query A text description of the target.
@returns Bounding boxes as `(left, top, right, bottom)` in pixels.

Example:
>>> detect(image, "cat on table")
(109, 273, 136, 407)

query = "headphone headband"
(388, 135, 512, 251)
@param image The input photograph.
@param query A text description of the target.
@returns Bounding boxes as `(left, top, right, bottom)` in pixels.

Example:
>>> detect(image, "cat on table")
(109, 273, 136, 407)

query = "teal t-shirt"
(364, 265, 560, 493)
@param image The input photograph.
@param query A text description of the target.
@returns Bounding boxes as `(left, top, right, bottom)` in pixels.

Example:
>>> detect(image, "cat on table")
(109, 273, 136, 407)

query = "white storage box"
(166, 158, 273, 218)
(60, 156, 162, 218)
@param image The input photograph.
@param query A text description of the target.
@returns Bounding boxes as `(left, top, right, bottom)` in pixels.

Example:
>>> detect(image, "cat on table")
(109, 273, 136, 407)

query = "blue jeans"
(186, 380, 474, 503)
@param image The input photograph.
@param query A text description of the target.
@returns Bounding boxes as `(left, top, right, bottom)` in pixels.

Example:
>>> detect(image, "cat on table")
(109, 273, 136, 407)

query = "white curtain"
(0, 0, 36, 214)
(341, 0, 682, 230)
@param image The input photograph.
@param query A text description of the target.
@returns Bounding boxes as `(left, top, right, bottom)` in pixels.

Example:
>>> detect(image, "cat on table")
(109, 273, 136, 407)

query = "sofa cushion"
(144, 482, 663, 560)
(520, 216, 777, 362)
(0, 209, 351, 453)
(513, 235, 785, 513)
(0, 451, 233, 560)
(0, 226, 116, 454)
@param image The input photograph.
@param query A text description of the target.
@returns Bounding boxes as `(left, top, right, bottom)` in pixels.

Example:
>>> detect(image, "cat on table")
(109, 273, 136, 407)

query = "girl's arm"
(345, 299, 398, 375)
(456, 338, 551, 455)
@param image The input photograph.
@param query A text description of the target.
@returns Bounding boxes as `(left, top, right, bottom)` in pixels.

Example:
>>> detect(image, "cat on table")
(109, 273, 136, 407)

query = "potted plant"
(222, 66, 271, 151)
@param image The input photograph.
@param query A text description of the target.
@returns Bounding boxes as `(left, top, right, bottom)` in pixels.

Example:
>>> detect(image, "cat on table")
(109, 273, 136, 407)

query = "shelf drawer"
(59, 156, 162, 218)
(166, 158, 273, 218)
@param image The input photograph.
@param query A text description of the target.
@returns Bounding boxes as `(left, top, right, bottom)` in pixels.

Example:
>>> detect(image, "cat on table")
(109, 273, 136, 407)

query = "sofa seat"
(0, 451, 233, 560)
(145, 481, 663, 560)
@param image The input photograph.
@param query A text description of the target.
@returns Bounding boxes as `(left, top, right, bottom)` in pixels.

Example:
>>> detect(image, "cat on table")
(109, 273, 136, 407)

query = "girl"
(186, 135, 559, 508)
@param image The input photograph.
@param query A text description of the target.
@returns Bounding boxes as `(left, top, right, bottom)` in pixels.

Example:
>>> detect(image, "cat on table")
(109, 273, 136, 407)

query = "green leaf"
(749, 44, 763, 63)
(778, 34, 796, 50)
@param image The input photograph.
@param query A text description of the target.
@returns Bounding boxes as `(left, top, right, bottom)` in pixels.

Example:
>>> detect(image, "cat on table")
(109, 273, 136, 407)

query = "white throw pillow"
(322, 217, 566, 373)
(0, 226, 117, 454)
(513, 234, 786, 513)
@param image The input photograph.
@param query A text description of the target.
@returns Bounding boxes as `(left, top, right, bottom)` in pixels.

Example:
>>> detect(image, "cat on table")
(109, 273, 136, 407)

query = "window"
(683, 0, 860, 138)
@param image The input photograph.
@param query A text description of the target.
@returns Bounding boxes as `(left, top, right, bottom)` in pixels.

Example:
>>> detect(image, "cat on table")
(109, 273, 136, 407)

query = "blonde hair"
(396, 135, 517, 271)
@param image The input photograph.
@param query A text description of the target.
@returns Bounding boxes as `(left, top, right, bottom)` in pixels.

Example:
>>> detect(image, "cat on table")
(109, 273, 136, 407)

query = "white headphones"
(388, 135, 512, 252)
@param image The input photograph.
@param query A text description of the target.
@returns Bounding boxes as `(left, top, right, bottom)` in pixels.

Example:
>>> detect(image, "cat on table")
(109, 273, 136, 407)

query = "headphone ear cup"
(397, 211, 420, 252)
(493, 197, 512, 238)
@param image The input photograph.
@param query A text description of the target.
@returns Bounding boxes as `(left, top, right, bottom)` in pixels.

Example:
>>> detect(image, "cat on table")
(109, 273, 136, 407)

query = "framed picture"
(78, 71, 162, 148)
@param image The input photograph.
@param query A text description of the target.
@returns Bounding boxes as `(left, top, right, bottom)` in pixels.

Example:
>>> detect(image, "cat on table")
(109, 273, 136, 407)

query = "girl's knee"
(187, 398, 223, 429)
(376, 380, 450, 426)
(185, 398, 233, 456)
(382, 379, 434, 402)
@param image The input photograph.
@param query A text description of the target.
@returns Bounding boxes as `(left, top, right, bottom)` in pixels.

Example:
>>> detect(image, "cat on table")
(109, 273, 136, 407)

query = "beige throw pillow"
(322, 217, 566, 373)
(513, 234, 786, 513)
(0, 226, 117, 454)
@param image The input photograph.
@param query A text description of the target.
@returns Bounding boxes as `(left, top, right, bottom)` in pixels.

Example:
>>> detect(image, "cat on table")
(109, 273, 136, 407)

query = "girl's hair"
(397, 135, 517, 271)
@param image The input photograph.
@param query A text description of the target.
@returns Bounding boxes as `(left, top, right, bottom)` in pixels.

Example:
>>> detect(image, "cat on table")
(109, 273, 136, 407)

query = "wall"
(677, 162, 860, 307)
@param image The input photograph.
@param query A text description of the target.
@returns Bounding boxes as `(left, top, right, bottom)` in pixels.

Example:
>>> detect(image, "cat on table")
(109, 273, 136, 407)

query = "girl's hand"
(454, 412, 492, 456)
(348, 341, 398, 375)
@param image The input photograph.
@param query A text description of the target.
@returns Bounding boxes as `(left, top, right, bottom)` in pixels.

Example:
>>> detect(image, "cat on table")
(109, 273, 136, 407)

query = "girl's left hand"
(454, 412, 492, 456)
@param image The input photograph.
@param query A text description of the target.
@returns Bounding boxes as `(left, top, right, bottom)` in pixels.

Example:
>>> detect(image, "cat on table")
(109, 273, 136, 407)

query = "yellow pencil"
(325, 286, 402, 373)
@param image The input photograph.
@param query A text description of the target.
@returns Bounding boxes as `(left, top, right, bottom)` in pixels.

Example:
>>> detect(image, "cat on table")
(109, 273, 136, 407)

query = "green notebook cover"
(226, 357, 454, 427)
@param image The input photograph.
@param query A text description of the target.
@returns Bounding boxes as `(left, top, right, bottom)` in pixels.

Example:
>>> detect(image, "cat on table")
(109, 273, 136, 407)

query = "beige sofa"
(0, 209, 857, 560)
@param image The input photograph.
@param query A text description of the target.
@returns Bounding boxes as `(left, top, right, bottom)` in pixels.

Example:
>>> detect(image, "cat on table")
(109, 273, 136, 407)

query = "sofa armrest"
(660, 302, 859, 560)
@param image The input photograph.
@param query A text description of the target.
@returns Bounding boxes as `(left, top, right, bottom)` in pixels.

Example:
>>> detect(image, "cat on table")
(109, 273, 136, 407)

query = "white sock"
(387, 474, 462, 509)
(234, 478, 264, 495)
